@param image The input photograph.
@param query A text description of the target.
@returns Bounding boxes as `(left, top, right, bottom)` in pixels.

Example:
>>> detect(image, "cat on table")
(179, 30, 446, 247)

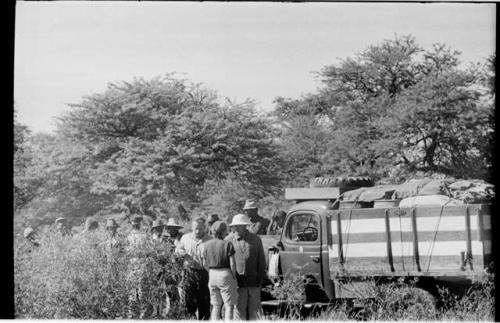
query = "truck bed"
(327, 204, 491, 277)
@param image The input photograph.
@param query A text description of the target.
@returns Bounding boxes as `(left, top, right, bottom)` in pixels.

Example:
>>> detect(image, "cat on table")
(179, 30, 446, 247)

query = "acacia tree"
(274, 35, 493, 182)
(49, 75, 284, 220)
(14, 109, 32, 211)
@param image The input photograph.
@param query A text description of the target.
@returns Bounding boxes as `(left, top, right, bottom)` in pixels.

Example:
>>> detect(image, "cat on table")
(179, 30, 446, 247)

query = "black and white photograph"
(14, 1, 495, 320)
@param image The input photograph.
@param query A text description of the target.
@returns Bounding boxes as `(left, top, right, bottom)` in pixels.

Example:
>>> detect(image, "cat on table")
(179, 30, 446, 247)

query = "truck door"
(279, 211, 327, 301)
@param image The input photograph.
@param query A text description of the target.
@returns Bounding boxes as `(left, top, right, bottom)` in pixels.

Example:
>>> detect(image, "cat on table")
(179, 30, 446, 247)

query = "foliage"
(14, 227, 187, 319)
(14, 109, 33, 211)
(17, 75, 284, 226)
(274, 35, 494, 182)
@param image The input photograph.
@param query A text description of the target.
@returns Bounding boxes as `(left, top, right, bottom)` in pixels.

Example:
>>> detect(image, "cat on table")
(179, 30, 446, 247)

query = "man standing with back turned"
(226, 213, 266, 320)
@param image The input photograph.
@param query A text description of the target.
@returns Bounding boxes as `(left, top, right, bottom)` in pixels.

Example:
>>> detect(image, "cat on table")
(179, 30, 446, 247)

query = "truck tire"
(309, 176, 374, 188)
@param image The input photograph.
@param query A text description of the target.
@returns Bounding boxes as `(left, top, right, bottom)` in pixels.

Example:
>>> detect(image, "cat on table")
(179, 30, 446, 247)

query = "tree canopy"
(14, 36, 494, 230)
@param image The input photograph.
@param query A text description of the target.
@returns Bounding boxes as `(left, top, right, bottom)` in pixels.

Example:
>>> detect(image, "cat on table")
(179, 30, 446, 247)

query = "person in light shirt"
(175, 216, 212, 320)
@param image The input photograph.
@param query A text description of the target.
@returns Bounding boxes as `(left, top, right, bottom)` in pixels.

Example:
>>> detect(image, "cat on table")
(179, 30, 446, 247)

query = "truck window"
(286, 213, 319, 242)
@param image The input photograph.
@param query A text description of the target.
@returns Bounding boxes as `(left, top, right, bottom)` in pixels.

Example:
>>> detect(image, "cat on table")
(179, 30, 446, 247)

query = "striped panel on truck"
(328, 204, 491, 276)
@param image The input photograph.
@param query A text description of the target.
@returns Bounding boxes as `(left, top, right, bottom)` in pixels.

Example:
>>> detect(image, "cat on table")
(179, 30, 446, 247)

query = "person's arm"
(267, 219, 275, 235)
(228, 241, 237, 278)
(200, 243, 209, 272)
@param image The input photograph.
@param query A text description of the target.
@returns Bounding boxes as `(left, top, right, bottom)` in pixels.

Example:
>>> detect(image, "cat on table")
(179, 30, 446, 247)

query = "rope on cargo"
(343, 208, 353, 260)
(425, 203, 446, 272)
(398, 208, 405, 271)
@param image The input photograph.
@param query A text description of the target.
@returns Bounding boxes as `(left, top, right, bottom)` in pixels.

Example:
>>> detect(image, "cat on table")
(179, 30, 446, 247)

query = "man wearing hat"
(175, 216, 212, 320)
(54, 217, 71, 236)
(150, 219, 165, 242)
(163, 218, 184, 249)
(23, 227, 40, 248)
(242, 199, 270, 235)
(226, 213, 266, 320)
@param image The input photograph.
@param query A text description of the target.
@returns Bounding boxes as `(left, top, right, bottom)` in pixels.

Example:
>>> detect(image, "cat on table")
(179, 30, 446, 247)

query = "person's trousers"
(234, 286, 262, 320)
(208, 268, 238, 320)
(180, 268, 211, 320)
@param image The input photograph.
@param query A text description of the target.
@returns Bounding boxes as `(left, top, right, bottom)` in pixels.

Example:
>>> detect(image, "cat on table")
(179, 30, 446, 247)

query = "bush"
(311, 275, 494, 321)
(14, 227, 187, 319)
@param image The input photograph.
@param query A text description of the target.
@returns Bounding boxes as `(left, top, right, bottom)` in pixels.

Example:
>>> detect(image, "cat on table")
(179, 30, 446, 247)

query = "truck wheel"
(309, 176, 373, 188)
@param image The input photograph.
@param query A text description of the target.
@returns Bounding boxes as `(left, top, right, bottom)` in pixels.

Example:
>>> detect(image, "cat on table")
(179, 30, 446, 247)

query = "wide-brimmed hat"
(243, 199, 258, 210)
(207, 214, 219, 225)
(151, 219, 165, 229)
(23, 227, 34, 238)
(55, 217, 67, 225)
(229, 214, 252, 226)
(106, 219, 119, 228)
(165, 218, 183, 229)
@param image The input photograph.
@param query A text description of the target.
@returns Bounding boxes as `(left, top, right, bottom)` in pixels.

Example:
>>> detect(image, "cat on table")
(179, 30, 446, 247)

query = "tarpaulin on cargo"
(399, 194, 463, 207)
(448, 180, 495, 203)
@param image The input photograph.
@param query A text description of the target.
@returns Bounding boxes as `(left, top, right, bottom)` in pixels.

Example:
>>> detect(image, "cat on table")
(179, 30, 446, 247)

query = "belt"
(209, 267, 230, 269)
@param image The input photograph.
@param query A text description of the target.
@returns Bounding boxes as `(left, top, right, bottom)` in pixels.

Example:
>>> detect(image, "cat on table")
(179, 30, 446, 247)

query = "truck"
(260, 184, 493, 310)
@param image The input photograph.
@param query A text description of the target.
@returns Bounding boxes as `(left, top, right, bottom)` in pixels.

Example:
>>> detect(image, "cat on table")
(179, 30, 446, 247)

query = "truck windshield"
(286, 213, 319, 242)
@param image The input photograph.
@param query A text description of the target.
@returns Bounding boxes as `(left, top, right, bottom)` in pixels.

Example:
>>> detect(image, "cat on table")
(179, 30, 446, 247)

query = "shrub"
(14, 227, 187, 319)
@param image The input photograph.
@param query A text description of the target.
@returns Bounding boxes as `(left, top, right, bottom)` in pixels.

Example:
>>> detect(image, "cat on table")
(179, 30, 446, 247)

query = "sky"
(14, 2, 496, 133)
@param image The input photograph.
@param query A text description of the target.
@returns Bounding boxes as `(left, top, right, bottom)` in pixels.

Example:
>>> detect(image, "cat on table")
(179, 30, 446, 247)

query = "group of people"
(175, 199, 287, 321)
(21, 198, 287, 321)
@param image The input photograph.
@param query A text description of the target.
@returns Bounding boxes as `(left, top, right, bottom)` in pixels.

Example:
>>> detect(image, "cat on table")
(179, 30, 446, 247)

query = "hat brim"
(166, 224, 183, 228)
(229, 221, 252, 226)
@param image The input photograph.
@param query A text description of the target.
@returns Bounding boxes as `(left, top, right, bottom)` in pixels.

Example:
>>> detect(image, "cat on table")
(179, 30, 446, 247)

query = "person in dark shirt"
(267, 210, 286, 235)
(201, 221, 237, 321)
(242, 199, 270, 235)
(163, 218, 184, 250)
(226, 213, 266, 320)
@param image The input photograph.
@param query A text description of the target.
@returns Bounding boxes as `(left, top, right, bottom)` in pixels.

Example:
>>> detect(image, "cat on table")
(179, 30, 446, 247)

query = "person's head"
(243, 199, 259, 219)
(84, 218, 99, 232)
(207, 214, 219, 228)
(106, 219, 119, 236)
(151, 219, 165, 238)
(229, 213, 252, 235)
(23, 227, 35, 241)
(192, 216, 207, 239)
(55, 217, 68, 231)
(274, 210, 286, 227)
(165, 218, 183, 238)
(211, 221, 228, 239)
(131, 215, 143, 230)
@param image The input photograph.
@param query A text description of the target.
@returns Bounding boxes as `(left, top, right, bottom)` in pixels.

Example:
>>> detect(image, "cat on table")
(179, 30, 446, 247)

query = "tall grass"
(14, 227, 187, 319)
(15, 228, 494, 320)
(264, 273, 495, 321)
